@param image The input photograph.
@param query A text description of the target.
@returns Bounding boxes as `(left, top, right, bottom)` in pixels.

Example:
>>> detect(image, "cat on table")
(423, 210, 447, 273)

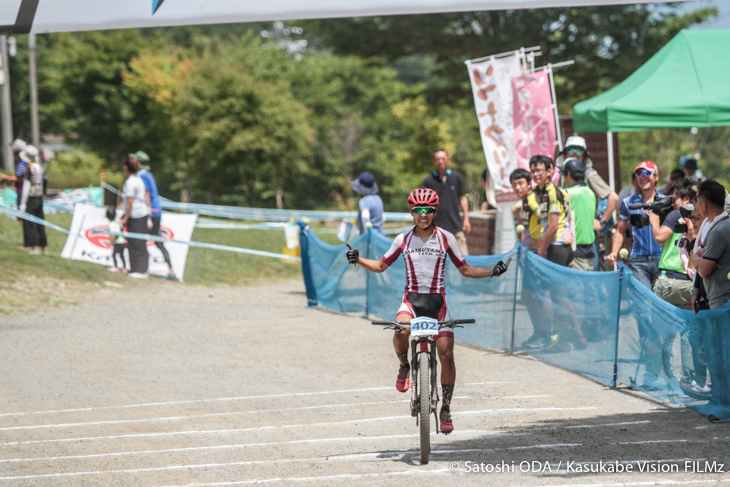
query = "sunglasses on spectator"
(412, 207, 437, 215)
(635, 169, 655, 178)
(567, 148, 584, 156)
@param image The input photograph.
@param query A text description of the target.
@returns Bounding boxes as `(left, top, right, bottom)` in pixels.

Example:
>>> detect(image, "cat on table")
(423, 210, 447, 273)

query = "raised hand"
(492, 257, 512, 277)
(346, 243, 359, 265)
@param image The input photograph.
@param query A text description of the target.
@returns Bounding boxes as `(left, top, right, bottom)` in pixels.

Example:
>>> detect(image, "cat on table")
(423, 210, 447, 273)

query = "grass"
(0, 212, 348, 315)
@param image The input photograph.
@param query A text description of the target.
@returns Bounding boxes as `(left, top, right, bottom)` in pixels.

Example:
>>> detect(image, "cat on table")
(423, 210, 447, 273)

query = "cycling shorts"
(396, 292, 453, 339)
(547, 244, 574, 267)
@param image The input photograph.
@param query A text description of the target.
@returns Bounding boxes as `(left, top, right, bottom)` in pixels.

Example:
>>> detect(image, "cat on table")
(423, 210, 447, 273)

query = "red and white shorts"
(396, 292, 453, 339)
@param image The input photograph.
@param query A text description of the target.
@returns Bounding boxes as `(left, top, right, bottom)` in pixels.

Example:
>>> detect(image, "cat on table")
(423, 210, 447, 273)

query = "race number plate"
(410, 317, 439, 336)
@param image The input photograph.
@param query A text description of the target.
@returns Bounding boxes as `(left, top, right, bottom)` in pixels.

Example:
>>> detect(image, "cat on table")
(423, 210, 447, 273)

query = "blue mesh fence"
(302, 226, 730, 420)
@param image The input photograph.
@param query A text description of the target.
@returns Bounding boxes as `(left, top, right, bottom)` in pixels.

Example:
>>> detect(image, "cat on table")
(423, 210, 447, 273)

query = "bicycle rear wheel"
(419, 353, 430, 464)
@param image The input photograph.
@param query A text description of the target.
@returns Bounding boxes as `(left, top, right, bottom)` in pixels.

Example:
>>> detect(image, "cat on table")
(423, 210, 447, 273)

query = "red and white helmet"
(408, 188, 439, 208)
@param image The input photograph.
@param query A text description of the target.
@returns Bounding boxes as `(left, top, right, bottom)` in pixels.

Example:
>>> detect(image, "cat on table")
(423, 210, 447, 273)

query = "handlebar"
(371, 318, 475, 327)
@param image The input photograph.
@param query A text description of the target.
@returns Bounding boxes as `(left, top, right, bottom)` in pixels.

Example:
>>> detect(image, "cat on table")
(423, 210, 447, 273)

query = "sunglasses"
(635, 169, 655, 178)
(567, 148, 584, 156)
(412, 207, 437, 215)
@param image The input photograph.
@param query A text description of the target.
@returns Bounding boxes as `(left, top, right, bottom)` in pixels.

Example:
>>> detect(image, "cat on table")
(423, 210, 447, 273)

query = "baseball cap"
(565, 136, 587, 150)
(634, 161, 658, 175)
(134, 151, 150, 164)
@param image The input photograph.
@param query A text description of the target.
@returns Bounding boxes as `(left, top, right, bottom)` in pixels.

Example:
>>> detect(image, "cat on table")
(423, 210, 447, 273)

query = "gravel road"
(0, 279, 728, 486)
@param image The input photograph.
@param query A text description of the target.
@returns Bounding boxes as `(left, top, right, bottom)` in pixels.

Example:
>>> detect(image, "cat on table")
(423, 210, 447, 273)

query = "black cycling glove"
(492, 260, 508, 277)
(346, 244, 359, 264)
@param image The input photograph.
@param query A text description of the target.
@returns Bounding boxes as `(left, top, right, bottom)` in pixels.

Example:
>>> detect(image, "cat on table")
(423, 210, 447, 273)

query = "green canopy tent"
(573, 29, 730, 190)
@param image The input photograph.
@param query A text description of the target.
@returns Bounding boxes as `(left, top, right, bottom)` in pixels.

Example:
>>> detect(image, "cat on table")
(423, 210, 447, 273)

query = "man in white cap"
(15, 146, 47, 254)
(350, 171, 384, 235)
(556, 136, 618, 230)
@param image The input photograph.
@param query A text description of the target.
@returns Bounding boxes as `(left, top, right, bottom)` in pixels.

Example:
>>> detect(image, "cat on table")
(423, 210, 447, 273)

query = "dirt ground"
(0, 279, 728, 486)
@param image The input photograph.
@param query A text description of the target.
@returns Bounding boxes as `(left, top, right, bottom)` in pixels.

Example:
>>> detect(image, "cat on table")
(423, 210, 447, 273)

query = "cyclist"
(345, 188, 510, 434)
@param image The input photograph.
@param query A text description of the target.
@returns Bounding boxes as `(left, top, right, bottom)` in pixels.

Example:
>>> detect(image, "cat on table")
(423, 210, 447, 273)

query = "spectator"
(510, 168, 541, 252)
(0, 139, 29, 245)
(120, 156, 149, 279)
(680, 155, 705, 185)
(657, 168, 685, 194)
(422, 149, 471, 255)
(511, 167, 552, 350)
(695, 179, 730, 416)
(350, 171, 384, 236)
(556, 136, 618, 227)
(563, 158, 600, 272)
(132, 151, 178, 280)
(649, 179, 696, 309)
(105, 206, 127, 273)
(530, 155, 584, 351)
(480, 168, 497, 211)
(697, 180, 730, 308)
(608, 161, 665, 389)
(608, 161, 665, 289)
(17, 146, 46, 255)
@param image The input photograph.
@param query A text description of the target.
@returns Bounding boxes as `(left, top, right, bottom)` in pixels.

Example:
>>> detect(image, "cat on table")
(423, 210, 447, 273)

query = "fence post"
(509, 246, 521, 355)
(297, 221, 318, 307)
(612, 266, 624, 388)
(364, 228, 371, 318)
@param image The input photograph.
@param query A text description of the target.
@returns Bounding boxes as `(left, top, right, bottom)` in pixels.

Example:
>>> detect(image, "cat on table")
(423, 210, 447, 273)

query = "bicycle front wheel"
(419, 353, 430, 464)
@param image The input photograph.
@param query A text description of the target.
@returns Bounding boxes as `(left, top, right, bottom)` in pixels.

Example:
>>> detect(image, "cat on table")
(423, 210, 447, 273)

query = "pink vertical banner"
(512, 71, 556, 173)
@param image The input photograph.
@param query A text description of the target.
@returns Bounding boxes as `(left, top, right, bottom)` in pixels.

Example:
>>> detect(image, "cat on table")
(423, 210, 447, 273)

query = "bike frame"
(371, 318, 475, 432)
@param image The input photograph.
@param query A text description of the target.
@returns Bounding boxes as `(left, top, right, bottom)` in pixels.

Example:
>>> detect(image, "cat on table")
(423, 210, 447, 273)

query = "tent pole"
(607, 131, 616, 193)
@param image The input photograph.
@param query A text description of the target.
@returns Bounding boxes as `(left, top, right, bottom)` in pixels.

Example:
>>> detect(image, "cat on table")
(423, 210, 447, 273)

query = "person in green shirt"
(563, 158, 601, 272)
(648, 179, 696, 310)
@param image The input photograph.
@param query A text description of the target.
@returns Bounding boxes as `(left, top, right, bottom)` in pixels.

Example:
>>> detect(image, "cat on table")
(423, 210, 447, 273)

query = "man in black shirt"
(422, 149, 471, 254)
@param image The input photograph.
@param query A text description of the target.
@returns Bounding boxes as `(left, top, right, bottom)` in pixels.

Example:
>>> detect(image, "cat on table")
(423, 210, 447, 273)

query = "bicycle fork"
(410, 338, 440, 431)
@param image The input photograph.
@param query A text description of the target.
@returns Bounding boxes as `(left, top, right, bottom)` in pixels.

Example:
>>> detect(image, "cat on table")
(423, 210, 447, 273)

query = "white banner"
(467, 54, 523, 203)
(2, 0, 672, 34)
(60, 205, 197, 279)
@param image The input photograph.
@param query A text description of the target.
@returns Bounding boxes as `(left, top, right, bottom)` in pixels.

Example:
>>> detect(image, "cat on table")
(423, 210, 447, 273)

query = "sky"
(689, 0, 730, 28)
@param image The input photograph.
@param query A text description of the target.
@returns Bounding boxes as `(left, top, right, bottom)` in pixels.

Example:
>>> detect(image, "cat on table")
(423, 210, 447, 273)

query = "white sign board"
(61, 205, 197, 279)
(466, 54, 523, 203)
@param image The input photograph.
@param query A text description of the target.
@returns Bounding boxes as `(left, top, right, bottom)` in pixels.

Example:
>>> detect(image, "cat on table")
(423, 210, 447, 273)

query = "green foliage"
(16, 7, 718, 211)
(302, 6, 716, 108)
(46, 150, 124, 189)
(619, 127, 730, 189)
(40, 30, 167, 163)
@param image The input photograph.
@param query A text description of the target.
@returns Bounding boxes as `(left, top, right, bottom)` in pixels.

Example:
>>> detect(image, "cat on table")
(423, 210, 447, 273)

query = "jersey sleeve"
(442, 230, 466, 268)
(661, 210, 680, 230)
(457, 172, 468, 198)
(548, 185, 561, 214)
(619, 197, 630, 222)
(381, 233, 405, 265)
(703, 224, 728, 262)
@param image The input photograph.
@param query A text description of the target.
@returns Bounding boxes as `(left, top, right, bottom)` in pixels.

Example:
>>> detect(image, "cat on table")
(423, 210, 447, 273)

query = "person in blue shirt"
(131, 151, 177, 281)
(350, 172, 384, 235)
(607, 160, 665, 390)
(607, 161, 665, 289)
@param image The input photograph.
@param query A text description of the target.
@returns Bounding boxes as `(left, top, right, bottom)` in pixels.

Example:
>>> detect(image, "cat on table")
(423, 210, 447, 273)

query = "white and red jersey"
(381, 226, 466, 294)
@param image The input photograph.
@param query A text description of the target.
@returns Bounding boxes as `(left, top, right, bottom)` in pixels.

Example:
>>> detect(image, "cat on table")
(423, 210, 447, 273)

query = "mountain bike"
(371, 317, 475, 464)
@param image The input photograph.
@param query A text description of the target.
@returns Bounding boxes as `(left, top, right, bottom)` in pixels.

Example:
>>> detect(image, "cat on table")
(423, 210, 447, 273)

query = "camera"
(628, 196, 675, 228)
(679, 205, 694, 219)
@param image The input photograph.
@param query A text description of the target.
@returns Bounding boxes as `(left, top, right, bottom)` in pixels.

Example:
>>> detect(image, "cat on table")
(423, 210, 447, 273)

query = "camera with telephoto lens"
(628, 196, 675, 228)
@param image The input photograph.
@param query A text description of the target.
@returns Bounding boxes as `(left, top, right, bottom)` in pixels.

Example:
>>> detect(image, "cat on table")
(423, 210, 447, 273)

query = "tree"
(40, 30, 167, 164)
(301, 5, 716, 109)
(174, 41, 313, 207)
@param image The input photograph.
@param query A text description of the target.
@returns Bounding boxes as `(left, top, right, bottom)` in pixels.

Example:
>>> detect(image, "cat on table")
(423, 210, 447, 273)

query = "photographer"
(649, 180, 696, 309)
(608, 161, 666, 289)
